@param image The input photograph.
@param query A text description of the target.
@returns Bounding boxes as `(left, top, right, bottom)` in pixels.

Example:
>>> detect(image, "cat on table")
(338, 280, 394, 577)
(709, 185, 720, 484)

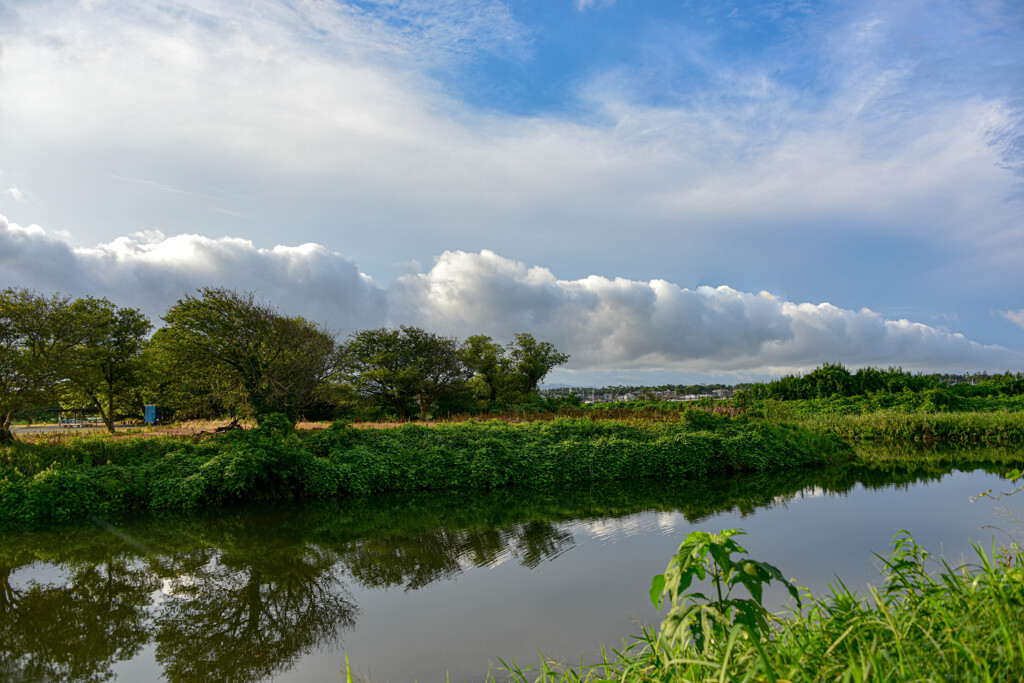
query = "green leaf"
(649, 573, 666, 609)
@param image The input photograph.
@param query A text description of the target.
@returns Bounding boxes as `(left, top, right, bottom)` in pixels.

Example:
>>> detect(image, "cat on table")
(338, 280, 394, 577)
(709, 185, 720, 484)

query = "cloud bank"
(4, 216, 1021, 378)
(0, 215, 387, 333)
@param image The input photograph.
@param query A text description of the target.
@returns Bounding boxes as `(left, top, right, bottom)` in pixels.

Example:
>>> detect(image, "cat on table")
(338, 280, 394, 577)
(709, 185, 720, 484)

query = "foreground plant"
(496, 528, 1024, 682)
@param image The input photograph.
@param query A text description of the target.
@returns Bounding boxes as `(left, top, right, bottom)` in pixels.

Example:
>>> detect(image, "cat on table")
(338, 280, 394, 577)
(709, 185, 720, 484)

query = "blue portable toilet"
(144, 405, 161, 425)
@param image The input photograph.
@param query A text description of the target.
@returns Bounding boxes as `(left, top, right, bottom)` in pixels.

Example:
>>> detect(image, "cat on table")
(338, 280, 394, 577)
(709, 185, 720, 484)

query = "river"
(2, 454, 1022, 682)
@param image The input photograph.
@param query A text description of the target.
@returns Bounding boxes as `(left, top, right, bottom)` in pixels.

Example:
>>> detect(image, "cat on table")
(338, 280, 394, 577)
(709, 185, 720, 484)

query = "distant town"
(540, 383, 739, 404)
(540, 371, 1012, 404)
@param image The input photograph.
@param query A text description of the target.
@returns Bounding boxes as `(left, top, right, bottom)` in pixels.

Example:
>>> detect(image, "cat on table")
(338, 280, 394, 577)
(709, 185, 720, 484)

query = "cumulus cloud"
(3, 217, 1021, 376)
(0, 215, 386, 334)
(396, 250, 1024, 374)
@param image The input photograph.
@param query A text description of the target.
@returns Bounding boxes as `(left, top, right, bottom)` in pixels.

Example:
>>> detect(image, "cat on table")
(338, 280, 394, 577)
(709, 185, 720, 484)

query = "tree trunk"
(418, 391, 428, 421)
(91, 395, 116, 434)
(0, 412, 14, 444)
(107, 395, 116, 433)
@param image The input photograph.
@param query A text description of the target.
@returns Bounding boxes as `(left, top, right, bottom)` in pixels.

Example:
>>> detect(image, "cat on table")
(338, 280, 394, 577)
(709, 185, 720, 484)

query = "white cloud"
(0, 0, 1020, 284)
(3, 216, 1020, 376)
(4, 186, 25, 202)
(1001, 309, 1024, 330)
(0, 215, 387, 334)
(396, 250, 1023, 373)
(575, 0, 615, 11)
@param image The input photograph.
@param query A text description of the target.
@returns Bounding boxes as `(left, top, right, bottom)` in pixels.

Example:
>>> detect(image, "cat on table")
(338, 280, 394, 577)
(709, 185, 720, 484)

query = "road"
(12, 424, 130, 435)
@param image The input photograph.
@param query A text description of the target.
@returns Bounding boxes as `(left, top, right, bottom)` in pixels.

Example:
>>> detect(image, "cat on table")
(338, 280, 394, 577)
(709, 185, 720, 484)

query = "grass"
(491, 529, 1024, 682)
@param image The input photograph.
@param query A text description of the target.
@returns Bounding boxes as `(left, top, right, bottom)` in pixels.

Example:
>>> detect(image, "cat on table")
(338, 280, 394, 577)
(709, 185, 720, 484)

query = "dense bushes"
(0, 416, 850, 524)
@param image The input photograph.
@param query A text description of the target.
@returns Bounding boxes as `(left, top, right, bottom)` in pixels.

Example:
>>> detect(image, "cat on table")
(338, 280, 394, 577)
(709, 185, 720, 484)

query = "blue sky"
(1, 0, 1023, 383)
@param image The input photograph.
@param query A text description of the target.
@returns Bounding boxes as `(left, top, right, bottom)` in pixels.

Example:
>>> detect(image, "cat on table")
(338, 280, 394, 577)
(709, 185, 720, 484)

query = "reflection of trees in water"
(0, 557, 156, 683)
(2, 454, 1001, 682)
(339, 519, 575, 590)
(154, 545, 355, 682)
(0, 525, 358, 683)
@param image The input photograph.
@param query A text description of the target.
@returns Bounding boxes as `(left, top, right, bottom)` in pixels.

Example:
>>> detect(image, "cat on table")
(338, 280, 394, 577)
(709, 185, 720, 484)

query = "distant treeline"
(747, 362, 1024, 401)
(0, 286, 570, 441)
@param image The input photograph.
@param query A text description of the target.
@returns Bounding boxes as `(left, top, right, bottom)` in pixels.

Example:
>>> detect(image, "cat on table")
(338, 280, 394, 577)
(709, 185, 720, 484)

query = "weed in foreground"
(492, 528, 1024, 682)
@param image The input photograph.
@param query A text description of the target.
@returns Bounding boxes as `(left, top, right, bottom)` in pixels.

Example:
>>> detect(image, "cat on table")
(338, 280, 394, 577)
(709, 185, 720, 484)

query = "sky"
(1, 0, 1023, 385)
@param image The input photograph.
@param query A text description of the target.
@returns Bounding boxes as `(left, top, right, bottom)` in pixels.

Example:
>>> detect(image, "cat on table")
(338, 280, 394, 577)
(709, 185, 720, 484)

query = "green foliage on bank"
(0, 416, 851, 525)
(747, 398, 1024, 443)
(495, 529, 1024, 682)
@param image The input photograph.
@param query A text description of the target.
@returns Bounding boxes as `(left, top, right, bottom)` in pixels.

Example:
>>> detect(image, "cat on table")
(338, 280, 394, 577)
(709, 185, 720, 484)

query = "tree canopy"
(339, 326, 471, 420)
(159, 288, 338, 425)
(0, 285, 574, 435)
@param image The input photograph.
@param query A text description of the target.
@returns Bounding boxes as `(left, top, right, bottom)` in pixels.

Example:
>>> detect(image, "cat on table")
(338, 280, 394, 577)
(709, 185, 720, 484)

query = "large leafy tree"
(62, 297, 152, 433)
(141, 327, 243, 421)
(459, 335, 509, 404)
(459, 333, 569, 407)
(506, 332, 570, 398)
(0, 288, 84, 443)
(340, 326, 470, 421)
(159, 288, 338, 424)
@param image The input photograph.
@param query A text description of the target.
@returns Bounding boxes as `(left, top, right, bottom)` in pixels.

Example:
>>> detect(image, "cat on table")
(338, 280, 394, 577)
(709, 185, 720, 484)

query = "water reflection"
(0, 453, 1018, 682)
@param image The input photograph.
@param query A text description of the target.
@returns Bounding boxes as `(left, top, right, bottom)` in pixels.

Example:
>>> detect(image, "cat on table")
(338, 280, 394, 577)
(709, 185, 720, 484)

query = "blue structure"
(144, 405, 161, 425)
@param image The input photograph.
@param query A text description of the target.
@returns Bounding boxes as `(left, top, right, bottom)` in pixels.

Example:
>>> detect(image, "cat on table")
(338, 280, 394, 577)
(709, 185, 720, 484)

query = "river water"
(2, 455, 1023, 682)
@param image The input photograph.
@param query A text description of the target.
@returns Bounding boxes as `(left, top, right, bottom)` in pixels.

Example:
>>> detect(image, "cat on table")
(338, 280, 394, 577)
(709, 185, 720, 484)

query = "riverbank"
(0, 416, 851, 525)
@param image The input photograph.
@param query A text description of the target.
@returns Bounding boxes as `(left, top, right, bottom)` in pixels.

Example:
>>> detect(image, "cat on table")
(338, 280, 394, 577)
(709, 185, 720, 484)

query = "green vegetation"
(495, 527, 1024, 682)
(0, 415, 850, 525)
(1, 289, 149, 442)
(155, 287, 339, 423)
(2, 286, 572, 436)
(736, 364, 1024, 445)
(747, 362, 1024, 401)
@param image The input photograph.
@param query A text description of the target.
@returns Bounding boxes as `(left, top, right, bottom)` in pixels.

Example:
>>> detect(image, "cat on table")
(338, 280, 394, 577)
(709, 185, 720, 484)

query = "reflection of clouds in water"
(656, 512, 687, 536)
(7, 561, 72, 592)
(574, 511, 689, 544)
(459, 552, 513, 570)
(771, 486, 828, 507)
(159, 574, 197, 597)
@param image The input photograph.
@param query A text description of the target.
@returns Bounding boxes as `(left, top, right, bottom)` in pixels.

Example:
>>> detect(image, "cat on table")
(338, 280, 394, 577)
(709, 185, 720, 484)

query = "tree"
(804, 362, 853, 398)
(160, 288, 338, 425)
(62, 297, 151, 433)
(507, 333, 569, 398)
(459, 335, 508, 404)
(340, 326, 470, 421)
(0, 288, 84, 443)
(141, 327, 243, 421)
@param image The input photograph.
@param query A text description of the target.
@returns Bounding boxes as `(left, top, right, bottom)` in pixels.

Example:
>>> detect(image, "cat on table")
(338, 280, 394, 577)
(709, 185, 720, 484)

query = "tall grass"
(787, 409, 1024, 444)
